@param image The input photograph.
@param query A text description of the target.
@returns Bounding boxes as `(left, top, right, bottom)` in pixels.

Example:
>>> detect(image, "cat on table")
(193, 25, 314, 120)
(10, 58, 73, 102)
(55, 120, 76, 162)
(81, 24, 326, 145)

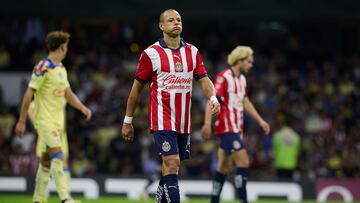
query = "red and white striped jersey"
(213, 68, 247, 135)
(135, 38, 208, 134)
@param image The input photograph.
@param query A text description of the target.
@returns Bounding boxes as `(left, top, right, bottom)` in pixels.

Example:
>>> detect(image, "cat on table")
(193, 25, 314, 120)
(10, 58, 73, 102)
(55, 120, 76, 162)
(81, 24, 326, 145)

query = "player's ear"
(159, 22, 163, 31)
(60, 44, 65, 52)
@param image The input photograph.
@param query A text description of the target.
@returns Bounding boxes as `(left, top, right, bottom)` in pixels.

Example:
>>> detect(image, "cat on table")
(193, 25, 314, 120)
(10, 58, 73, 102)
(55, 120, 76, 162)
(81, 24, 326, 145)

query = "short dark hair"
(45, 31, 70, 51)
(159, 9, 179, 22)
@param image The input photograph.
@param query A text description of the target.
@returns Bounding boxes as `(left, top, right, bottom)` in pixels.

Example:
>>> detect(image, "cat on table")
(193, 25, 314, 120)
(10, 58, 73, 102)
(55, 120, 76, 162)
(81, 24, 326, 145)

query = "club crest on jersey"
(175, 61, 183, 72)
(233, 140, 241, 150)
(51, 130, 59, 137)
(162, 141, 171, 152)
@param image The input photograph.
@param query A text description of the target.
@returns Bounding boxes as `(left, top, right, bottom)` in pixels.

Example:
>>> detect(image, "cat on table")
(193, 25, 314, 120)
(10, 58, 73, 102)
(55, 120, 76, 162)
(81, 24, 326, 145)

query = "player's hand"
(81, 107, 92, 121)
(15, 121, 26, 137)
(201, 124, 212, 140)
(259, 120, 270, 135)
(122, 123, 134, 142)
(209, 100, 220, 116)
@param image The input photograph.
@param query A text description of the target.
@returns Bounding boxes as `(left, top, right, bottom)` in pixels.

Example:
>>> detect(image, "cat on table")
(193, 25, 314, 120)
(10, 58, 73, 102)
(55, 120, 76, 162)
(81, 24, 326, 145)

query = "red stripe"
(233, 77, 238, 132)
(239, 112, 244, 133)
(233, 108, 238, 132)
(224, 112, 233, 133)
(224, 97, 233, 133)
(185, 46, 193, 72)
(174, 93, 182, 132)
(162, 91, 171, 130)
(214, 107, 223, 135)
(184, 92, 191, 133)
(150, 75, 158, 131)
(153, 45, 170, 72)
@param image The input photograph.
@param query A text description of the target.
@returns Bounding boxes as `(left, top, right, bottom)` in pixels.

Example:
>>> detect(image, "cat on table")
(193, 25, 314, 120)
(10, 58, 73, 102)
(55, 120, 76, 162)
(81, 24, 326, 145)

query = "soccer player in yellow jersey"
(15, 31, 92, 203)
(28, 102, 73, 202)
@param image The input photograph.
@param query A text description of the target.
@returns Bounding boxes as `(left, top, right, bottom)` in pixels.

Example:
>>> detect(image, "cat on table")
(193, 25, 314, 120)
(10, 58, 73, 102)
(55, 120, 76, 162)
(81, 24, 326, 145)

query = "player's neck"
(163, 35, 180, 49)
(47, 52, 62, 65)
(231, 66, 241, 77)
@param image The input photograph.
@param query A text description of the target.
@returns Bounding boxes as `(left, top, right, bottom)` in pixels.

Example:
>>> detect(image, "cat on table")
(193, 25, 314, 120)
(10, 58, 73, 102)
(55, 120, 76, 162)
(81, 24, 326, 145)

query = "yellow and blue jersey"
(29, 57, 70, 130)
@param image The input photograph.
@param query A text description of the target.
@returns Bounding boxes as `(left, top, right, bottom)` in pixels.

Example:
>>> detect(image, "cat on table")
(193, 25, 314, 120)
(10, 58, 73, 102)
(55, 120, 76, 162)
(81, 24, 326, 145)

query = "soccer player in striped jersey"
(201, 46, 270, 203)
(122, 9, 220, 203)
(15, 31, 92, 203)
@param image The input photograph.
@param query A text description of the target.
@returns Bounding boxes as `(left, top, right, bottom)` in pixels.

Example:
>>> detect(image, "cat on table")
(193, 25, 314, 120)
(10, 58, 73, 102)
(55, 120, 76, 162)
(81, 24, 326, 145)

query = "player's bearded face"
(161, 12, 182, 37)
(240, 56, 254, 73)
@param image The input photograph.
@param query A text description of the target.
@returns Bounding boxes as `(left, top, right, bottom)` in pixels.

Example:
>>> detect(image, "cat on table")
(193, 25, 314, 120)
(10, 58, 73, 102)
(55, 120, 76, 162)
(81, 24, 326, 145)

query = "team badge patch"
(233, 140, 241, 150)
(175, 61, 183, 72)
(51, 131, 59, 137)
(162, 141, 171, 152)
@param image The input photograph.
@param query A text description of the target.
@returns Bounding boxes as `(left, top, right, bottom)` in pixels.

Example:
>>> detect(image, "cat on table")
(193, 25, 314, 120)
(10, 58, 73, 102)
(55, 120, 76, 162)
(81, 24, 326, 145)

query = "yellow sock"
(50, 158, 70, 201)
(32, 165, 50, 203)
(64, 168, 71, 195)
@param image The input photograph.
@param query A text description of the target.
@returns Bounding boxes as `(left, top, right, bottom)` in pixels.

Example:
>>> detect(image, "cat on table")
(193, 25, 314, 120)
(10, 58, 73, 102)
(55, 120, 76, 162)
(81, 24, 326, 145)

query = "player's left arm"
(243, 97, 270, 135)
(65, 87, 92, 120)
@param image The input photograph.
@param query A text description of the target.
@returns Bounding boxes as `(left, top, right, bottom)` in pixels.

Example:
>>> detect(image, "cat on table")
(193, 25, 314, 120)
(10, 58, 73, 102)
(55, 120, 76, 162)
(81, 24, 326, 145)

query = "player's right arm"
(122, 80, 146, 141)
(15, 87, 35, 136)
(16, 59, 48, 136)
(122, 51, 152, 142)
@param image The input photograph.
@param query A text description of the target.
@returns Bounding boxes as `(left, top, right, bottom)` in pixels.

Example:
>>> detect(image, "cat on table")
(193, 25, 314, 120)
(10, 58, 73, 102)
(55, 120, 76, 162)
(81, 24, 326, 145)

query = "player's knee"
(235, 158, 249, 168)
(218, 163, 231, 174)
(41, 159, 51, 168)
(49, 153, 65, 177)
(163, 157, 180, 174)
(40, 153, 51, 168)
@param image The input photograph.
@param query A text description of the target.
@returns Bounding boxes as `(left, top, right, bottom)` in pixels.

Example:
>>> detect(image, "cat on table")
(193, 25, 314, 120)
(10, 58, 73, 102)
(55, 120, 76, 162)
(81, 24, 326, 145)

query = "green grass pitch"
(0, 195, 358, 203)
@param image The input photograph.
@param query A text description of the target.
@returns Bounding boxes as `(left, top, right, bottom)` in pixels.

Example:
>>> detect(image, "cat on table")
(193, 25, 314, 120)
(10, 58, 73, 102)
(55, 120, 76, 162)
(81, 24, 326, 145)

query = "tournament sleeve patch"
(33, 60, 49, 77)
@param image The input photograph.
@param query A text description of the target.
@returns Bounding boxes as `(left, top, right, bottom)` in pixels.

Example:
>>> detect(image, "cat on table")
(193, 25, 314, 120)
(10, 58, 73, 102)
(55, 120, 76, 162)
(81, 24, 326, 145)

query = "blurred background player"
(272, 116, 301, 180)
(28, 102, 75, 202)
(121, 9, 220, 203)
(15, 31, 92, 203)
(201, 46, 270, 203)
(139, 153, 161, 200)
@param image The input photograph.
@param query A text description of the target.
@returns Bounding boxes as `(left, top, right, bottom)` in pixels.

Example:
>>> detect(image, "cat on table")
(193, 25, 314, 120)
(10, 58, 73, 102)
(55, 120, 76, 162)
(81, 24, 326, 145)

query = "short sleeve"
(28, 60, 48, 90)
(135, 51, 153, 83)
(193, 51, 208, 80)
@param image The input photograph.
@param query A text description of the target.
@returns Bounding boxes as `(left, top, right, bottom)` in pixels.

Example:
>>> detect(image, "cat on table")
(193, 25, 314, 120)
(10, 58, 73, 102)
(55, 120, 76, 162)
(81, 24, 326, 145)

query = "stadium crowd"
(0, 17, 359, 180)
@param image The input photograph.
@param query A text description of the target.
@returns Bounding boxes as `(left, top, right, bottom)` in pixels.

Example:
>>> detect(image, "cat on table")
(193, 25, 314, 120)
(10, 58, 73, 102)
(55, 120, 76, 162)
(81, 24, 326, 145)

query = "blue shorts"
(152, 130, 190, 161)
(218, 133, 245, 155)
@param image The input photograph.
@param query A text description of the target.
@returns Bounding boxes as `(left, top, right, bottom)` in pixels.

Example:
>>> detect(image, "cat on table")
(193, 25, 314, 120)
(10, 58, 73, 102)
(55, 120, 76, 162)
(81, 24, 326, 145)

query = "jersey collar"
(158, 38, 187, 50)
(44, 58, 56, 69)
(229, 66, 242, 78)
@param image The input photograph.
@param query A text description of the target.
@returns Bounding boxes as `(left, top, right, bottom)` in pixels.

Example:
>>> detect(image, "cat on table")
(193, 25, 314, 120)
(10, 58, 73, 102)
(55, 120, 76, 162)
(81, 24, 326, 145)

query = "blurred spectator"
(23, 18, 44, 45)
(0, 45, 11, 69)
(9, 143, 38, 175)
(71, 150, 96, 176)
(0, 108, 16, 139)
(272, 117, 300, 179)
(11, 130, 35, 153)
